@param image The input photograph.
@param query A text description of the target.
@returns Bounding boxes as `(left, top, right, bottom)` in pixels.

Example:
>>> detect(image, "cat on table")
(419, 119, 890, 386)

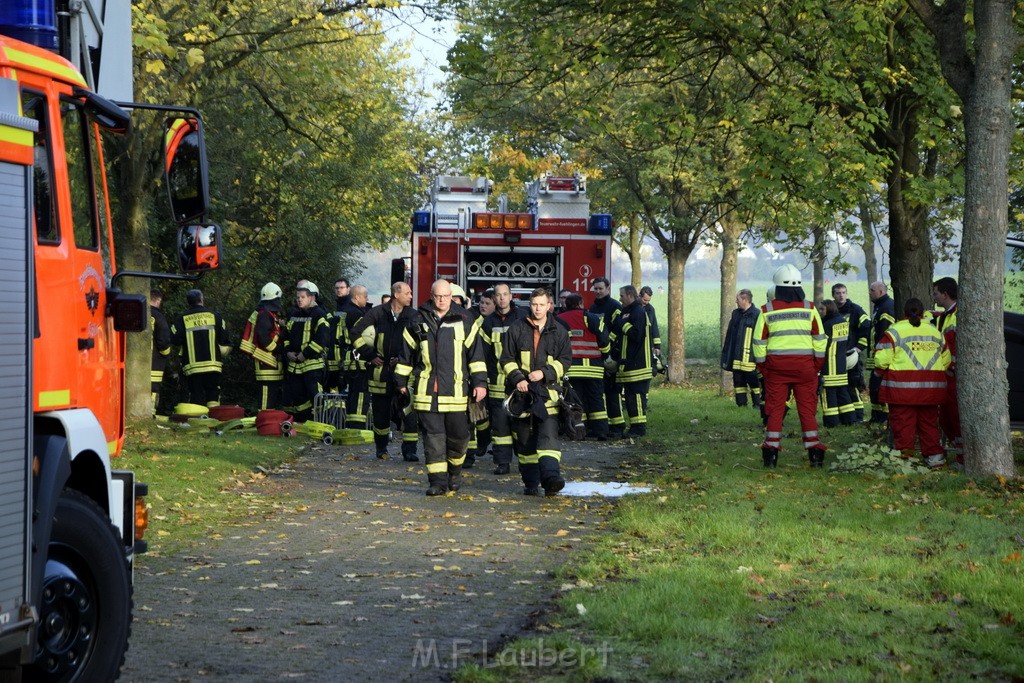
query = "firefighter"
(867, 280, 896, 424)
(340, 285, 372, 429)
(721, 289, 760, 408)
(611, 285, 654, 437)
(557, 293, 610, 439)
(150, 288, 172, 416)
(932, 277, 961, 466)
(640, 286, 662, 358)
(239, 282, 286, 411)
(283, 282, 330, 422)
(395, 279, 488, 496)
(451, 283, 487, 467)
(482, 283, 526, 475)
(832, 283, 870, 422)
(590, 277, 624, 437)
(170, 289, 231, 408)
(501, 288, 572, 496)
(818, 299, 857, 427)
(352, 281, 418, 460)
(873, 297, 950, 468)
(752, 265, 827, 468)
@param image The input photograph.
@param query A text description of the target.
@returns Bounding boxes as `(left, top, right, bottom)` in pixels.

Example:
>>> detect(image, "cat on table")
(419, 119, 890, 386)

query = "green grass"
(118, 419, 301, 555)
(456, 366, 1024, 682)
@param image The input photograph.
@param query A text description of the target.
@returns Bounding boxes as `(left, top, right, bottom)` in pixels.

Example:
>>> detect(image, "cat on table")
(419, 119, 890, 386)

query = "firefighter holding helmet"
(240, 282, 286, 410)
(752, 265, 828, 468)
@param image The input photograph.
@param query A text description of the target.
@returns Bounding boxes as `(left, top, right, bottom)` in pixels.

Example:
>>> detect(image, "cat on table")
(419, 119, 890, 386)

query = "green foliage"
(828, 442, 932, 477)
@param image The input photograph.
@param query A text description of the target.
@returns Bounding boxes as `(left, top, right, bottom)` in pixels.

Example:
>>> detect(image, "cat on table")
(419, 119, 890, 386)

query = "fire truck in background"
(0, 1, 220, 680)
(398, 172, 613, 307)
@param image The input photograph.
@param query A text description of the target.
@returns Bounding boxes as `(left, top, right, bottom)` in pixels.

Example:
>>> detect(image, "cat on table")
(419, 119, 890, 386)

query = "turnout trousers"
(762, 365, 823, 452)
(185, 372, 221, 408)
(603, 373, 624, 434)
(622, 379, 650, 436)
(418, 411, 471, 485)
(283, 368, 324, 422)
(486, 396, 516, 466)
(512, 413, 561, 488)
(820, 384, 856, 427)
(370, 391, 419, 457)
(732, 370, 761, 407)
(256, 379, 284, 411)
(345, 371, 370, 429)
(869, 371, 888, 423)
(889, 404, 942, 460)
(569, 376, 607, 438)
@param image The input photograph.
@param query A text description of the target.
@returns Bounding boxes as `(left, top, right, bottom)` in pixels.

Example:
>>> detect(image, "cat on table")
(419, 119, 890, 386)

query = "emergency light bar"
(472, 212, 534, 230)
(0, 1, 58, 50)
(538, 172, 586, 194)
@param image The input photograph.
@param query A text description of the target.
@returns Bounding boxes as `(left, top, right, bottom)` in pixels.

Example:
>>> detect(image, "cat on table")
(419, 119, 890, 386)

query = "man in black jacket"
(340, 285, 372, 429)
(589, 277, 624, 436)
(283, 283, 330, 422)
(720, 289, 760, 408)
(611, 285, 654, 437)
(481, 283, 526, 474)
(501, 288, 572, 496)
(832, 283, 870, 422)
(352, 282, 418, 460)
(395, 280, 488, 496)
(150, 288, 172, 415)
(170, 289, 231, 407)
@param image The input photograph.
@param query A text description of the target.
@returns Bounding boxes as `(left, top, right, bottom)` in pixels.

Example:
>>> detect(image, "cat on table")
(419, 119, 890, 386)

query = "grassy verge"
(118, 419, 302, 555)
(456, 367, 1024, 682)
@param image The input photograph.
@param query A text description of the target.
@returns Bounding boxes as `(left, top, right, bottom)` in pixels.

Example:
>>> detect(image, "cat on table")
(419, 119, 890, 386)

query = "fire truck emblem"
(78, 265, 103, 316)
(579, 264, 593, 278)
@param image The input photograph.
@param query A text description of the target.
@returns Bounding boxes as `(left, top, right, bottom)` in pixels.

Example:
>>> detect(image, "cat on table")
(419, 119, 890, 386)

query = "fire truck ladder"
(430, 210, 468, 284)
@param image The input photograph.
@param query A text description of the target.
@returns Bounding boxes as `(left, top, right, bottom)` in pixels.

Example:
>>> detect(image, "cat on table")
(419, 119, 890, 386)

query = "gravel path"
(121, 436, 639, 682)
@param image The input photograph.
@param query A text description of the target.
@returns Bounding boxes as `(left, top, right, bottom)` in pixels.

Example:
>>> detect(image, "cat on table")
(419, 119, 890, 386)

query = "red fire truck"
(400, 172, 613, 306)
(0, 1, 220, 680)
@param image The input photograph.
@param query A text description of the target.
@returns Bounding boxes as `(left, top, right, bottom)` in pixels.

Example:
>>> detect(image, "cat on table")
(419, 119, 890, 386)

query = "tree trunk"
(885, 110, 934, 314)
(629, 220, 643, 288)
(812, 224, 825, 303)
(123, 197, 157, 419)
(718, 213, 741, 395)
(954, 0, 1016, 477)
(859, 198, 879, 297)
(665, 244, 689, 384)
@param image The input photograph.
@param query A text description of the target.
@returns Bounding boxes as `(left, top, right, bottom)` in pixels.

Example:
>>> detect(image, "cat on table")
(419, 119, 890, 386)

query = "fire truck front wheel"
(30, 489, 132, 683)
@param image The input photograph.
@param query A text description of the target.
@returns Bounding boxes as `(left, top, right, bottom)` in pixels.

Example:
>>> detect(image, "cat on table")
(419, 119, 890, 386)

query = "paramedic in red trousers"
(481, 283, 525, 475)
(873, 297, 951, 468)
(932, 277, 961, 467)
(721, 289, 761, 408)
(395, 279, 488, 496)
(351, 281, 418, 461)
(501, 288, 573, 496)
(752, 265, 828, 468)
(557, 293, 611, 439)
(867, 280, 896, 424)
(590, 277, 625, 436)
(239, 282, 286, 410)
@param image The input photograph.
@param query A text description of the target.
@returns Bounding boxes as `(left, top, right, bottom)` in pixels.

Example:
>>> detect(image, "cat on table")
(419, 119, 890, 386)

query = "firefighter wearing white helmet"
(752, 265, 828, 468)
(282, 282, 330, 421)
(241, 282, 287, 409)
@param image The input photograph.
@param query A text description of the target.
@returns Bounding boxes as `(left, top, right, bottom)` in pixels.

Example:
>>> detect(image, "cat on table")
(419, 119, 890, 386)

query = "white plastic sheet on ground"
(559, 481, 652, 497)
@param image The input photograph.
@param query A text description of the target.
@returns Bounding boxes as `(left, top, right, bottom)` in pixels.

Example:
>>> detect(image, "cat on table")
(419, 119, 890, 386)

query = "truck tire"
(29, 490, 132, 683)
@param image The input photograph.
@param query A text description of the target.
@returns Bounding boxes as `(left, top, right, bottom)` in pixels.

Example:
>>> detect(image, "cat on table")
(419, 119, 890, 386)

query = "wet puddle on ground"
(561, 481, 653, 497)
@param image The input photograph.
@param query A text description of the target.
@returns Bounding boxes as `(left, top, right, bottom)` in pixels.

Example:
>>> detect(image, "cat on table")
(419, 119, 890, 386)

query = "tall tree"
(906, 0, 1020, 477)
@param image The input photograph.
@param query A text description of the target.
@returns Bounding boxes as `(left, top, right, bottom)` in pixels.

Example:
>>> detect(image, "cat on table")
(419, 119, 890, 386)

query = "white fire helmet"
(772, 264, 803, 287)
(450, 283, 468, 304)
(766, 286, 776, 302)
(846, 347, 860, 368)
(260, 282, 282, 301)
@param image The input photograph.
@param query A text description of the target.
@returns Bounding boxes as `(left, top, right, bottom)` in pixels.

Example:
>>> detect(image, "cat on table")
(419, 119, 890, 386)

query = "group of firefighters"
(722, 264, 960, 470)
(152, 275, 662, 497)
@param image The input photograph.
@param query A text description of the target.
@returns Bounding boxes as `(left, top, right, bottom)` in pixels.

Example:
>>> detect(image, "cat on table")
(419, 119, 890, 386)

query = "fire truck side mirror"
(164, 116, 211, 224)
(106, 289, 148, 332)
(178, 224, 222, 272)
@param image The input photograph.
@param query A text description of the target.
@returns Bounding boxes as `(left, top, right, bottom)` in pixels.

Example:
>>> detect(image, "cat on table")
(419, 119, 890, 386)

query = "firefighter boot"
(425, 473, 448, 497)
(401, 441, 419, 462)
(761, 447, 779, 468)
(808, 447, 826, 468)
(447, 464, 463, 492)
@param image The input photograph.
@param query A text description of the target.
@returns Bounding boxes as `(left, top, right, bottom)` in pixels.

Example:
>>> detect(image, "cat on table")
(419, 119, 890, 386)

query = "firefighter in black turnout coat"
(395, 280, 488, 496)
(500, 288, 573, 496)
